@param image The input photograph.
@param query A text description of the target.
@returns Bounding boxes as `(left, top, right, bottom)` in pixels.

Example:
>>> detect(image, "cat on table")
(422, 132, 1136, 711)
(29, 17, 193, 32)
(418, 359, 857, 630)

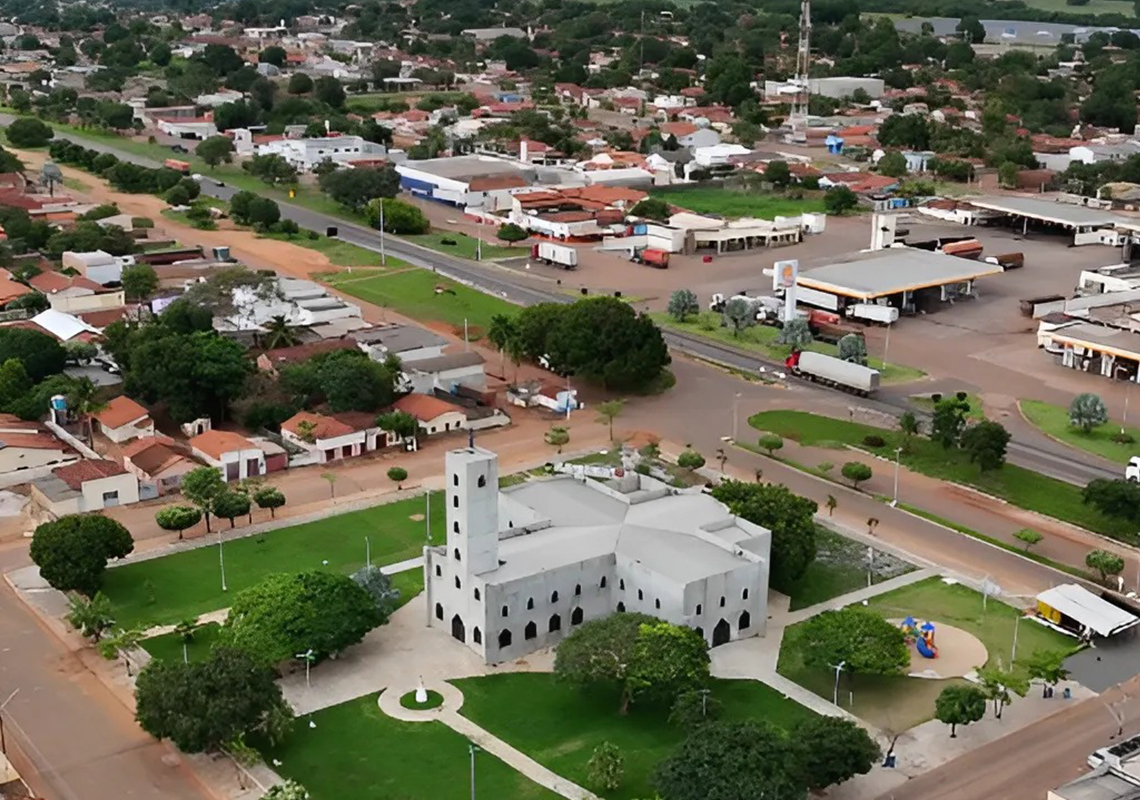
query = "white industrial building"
(763, 77, 885, 101)
(425, 447, 772, 665)
(396, 155, 533, 206)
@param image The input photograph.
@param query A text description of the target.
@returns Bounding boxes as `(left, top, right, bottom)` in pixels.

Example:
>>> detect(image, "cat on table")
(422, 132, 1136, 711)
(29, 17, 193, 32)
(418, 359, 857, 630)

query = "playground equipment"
(900, 616, 939, 659)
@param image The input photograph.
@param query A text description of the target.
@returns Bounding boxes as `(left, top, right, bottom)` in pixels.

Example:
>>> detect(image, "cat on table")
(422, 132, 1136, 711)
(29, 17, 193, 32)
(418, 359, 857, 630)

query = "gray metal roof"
(399, 155, 530, 181)
(1049, 322, 1140, 358)
(353, 324, 446, 352)
(406, 351, 485, 373)
(797, 249, 1002, 300)
(967, 196, 1129, 227)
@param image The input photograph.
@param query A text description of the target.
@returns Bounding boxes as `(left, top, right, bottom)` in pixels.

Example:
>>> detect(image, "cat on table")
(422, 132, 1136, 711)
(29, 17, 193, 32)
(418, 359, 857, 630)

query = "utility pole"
(830, 661, 846, 706)
(890, 446, 902, 507)
(732, 392, 742, 440)
(378, 198, 387, 266)
(218, 529, 227, 592)
(791, 0, 812, 126)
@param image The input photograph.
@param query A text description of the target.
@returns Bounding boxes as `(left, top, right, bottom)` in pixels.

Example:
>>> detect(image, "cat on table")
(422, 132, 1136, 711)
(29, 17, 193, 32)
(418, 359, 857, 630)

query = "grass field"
(747, 410, 1137, 544)
(453, 673, 818, 800)
(346, 91, 469, 114)
(323, 266, 518, 334)
(407, 231, 523, 261)
(259, 230, 393, 268)
(778, 577, 1074, 729)
(1020, 399, 1140, 465)
(261, 694, 561, 800)
(102, 493, 443, 628)
(777, 526, 916, 611)
(140, 569, 425, 660)
(653, 313, 926, 385)
(649, 186, 829, 220)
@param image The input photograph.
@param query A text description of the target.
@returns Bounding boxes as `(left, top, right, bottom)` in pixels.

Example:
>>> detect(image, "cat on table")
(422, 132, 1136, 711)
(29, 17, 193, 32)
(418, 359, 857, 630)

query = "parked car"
(1126, 456, 1140, 482)
(169, 144, 188, 154)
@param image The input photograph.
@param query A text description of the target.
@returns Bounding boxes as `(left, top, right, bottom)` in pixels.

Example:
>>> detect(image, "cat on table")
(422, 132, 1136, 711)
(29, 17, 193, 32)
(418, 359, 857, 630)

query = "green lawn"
(654, 313, 926, 385)
(102, 493, 441, 628)
(406, 231, 523, 261)
(649, 186, 829, 220)
(1020, 399, 1140, 465)
(261, 694, 562, 800)
(913, 392, 985, 421)
(347, 91, 470, 114)
(777, 577, 1075, 729)
(748, 410, 1138, 544)
(258, 230, 396, 268)
(139, 570, 425, 661)
(323, 266, 518, 334)
(776, 526, 915, 611)
(453, 673, 817, 800)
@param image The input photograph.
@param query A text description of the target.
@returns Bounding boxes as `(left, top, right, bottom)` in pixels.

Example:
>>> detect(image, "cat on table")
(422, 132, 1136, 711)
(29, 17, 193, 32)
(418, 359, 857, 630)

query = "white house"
(692, 144, 752, 168)
(393, 394, 467, 436)
(425, 447, 772, 664)
(405, 352, 487, 395)
(190, 430, 266, 481)
(30, 459, 140, 516)
(60, 250, 131, 286)
(0, 414, 78, 488)
(254, 134, 388, 172)
(1070, 141, 1140, 165)
(280, 410, 385, 463)
(93, 396, 154, 443)
(29, 309, 101, 343)
(28, 271, 124, 315)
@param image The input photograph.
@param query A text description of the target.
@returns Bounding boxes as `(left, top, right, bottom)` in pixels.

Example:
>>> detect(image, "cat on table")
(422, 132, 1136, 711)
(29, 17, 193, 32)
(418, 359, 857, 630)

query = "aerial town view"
(12, 0, 1140, 799)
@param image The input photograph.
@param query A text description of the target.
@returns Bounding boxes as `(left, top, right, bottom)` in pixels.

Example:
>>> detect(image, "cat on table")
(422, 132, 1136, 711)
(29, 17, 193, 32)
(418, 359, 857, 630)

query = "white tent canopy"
(1037, 584, 1139, 637)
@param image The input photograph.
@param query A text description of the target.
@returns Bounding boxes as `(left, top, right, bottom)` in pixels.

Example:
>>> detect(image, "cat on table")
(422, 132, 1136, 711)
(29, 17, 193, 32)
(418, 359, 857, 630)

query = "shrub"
(387, 467, 408, 486)
(841, 461, 873, 489)
(1113, 431, 1136, 444)
(862, 434, 885, 447)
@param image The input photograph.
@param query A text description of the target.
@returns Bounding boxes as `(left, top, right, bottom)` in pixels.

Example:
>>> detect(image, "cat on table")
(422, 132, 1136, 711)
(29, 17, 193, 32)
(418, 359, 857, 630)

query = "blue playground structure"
(900, 616, 939, 659)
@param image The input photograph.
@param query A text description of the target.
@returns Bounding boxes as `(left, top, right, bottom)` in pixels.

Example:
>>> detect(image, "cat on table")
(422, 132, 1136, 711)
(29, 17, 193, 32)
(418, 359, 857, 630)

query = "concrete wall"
(419, 410, 467, 435)
(49, 290, 126, 314)
(101, 417, 154, 444)
(81, 472, 140, 509)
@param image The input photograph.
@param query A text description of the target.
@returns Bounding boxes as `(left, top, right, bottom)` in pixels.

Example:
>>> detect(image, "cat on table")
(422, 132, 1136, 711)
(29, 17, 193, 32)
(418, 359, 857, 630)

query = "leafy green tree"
(213, 490, 251, 528)
(66, 375, 106, 446)
(1086, 549, 1125, 583)
(253, 486, 286, 518)
(977, 666, 1029, 719)
(1014, 528, 1043, 553)
(899, 411, 920, 448)
(259, 45, 287, 67)
(778, 317, 813, 348)
(961, 420, 1011, 471)
(798, 607, 909, 676)
(930, 396, 970, 449)
(723, 297, 754, 337)
(318, 166, 400, 209)
(654, 720, 804, 800)
(764, 160, 791, 187)
(121, 263, 158, 301)
(314, 351, 398, 412)
(596, 399, 625, 441)
(555, 614, 708, 714)
(935, 684, 986, 737)
(351, 565, 400, 613)
(98, 625, 146, 675)
(795, 716, 880, 791)
(757, 433, 783, 456)
(669, 688, 723, 727)
(1026, 650, 1070, 696)
(156, 506, 203, 540)
(0, 358, 30, 408)
(66, 591, 115, 641)
(30, 516, 134, 595)
(197, 135, 235, 168)
(376, 410, 419, 448)
(364, 197, 429, 234)
(877, 151, 908, 178)
(838, 333, 867, 365)
(263, 780, 309, 800)
(6, 118, 54, 148)
(841, 461, 873, 488)
(496, 222, 529, 244)
(314, 76, 346, 108)
(486, 314, 517, 374)
(219, 571, 387, 665)
(712, 481, 818, 589)
(545, 425, 570, 453)
(1083, 478, 1140, 523)
(1069, 393, 1109, 433)
(0, 327, 66, 381)
(677, 449, 705, 471)
(630, 197, 672, 221)
(242, 154, 296, 185)
(135, 646, 293, 753)
(998, 161, 1020, 189)
(956, 15, 986, 43)
(181, 466, 227, 533)
(588, 742, 625, 792)
(387, 466, 408, 487)
(288, 74, 314, 96)
(667, 289, 698, 322)
(824, 186, 859, 215)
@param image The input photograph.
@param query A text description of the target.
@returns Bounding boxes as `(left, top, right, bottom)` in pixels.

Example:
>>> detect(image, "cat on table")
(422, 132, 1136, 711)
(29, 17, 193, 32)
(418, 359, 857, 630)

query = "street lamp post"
(890, 447, 902, 507)
(218, 529, 227, 592)
(830, 661, 846, 706)
(296, 649, 316, 689)
(469, 743, 481, 800)
(732, 392, 742, 441)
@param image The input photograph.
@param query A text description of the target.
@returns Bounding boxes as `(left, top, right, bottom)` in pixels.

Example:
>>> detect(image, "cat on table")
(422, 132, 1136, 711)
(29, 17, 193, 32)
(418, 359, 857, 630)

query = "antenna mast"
(791, 0, 812, 124)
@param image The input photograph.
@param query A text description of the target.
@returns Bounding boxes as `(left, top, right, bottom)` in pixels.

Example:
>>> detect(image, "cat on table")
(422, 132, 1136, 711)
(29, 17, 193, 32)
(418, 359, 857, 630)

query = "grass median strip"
(748, 410, 1137, 544)
(1020, 399, 1140, 466)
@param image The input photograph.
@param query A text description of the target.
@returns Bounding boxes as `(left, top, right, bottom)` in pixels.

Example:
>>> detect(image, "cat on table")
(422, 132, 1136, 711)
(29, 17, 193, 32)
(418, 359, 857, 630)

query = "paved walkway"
(377, 683, 597, 800)
(782, 568, 937, 626)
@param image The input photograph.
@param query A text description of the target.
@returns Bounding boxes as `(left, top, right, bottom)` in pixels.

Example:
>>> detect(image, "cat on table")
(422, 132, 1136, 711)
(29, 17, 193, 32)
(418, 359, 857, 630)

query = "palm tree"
(262, 315, 301, 350)
(487, 314, 516, 376)
(67, 377, 108, 447)
(595, 399, 625, 442)
(506, 334, 526, 383)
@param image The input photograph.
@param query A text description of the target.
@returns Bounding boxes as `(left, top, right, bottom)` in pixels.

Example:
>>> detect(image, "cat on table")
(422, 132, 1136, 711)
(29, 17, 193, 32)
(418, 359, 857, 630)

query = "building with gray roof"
(797, 249, 1002, 302)
(426, 447, 772, 664)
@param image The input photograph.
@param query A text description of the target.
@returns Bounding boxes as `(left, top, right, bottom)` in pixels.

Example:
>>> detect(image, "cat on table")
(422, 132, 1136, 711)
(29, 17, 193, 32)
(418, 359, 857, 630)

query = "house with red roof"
(0, 414, 78, 488)
(280, 410, 386, 464)
(122, 434, 196, 496)
(393, 394, 466, 438)
(190, 429, 265, 481)
(94, 396, 154, 444)
(30, 458, 140, 515)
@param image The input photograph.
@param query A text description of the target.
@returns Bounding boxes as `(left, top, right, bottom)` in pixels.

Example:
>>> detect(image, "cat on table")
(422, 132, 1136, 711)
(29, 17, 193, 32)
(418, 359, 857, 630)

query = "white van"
(1127, 456, 1140, 483)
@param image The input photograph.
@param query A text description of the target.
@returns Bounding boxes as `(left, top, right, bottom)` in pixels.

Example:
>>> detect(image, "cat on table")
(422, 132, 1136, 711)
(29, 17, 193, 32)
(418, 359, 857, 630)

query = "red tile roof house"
(189, 430, 265, 481)
(280, 410, 386, 464)
(123, 435, 197, 496)
(30, 459, 140, 516)
(392, 394, 467, 443)
(0, 414, 79, 488)
(93, 396, 154, 443)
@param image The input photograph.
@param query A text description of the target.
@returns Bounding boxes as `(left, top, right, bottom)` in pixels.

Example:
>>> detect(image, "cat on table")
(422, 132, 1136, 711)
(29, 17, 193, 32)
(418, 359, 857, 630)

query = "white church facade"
(424, 446, 773, 665)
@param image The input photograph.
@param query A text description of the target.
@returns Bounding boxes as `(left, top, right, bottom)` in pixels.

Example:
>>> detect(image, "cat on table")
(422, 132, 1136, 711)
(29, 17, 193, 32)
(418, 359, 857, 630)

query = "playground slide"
(916, 638, 938, 659)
